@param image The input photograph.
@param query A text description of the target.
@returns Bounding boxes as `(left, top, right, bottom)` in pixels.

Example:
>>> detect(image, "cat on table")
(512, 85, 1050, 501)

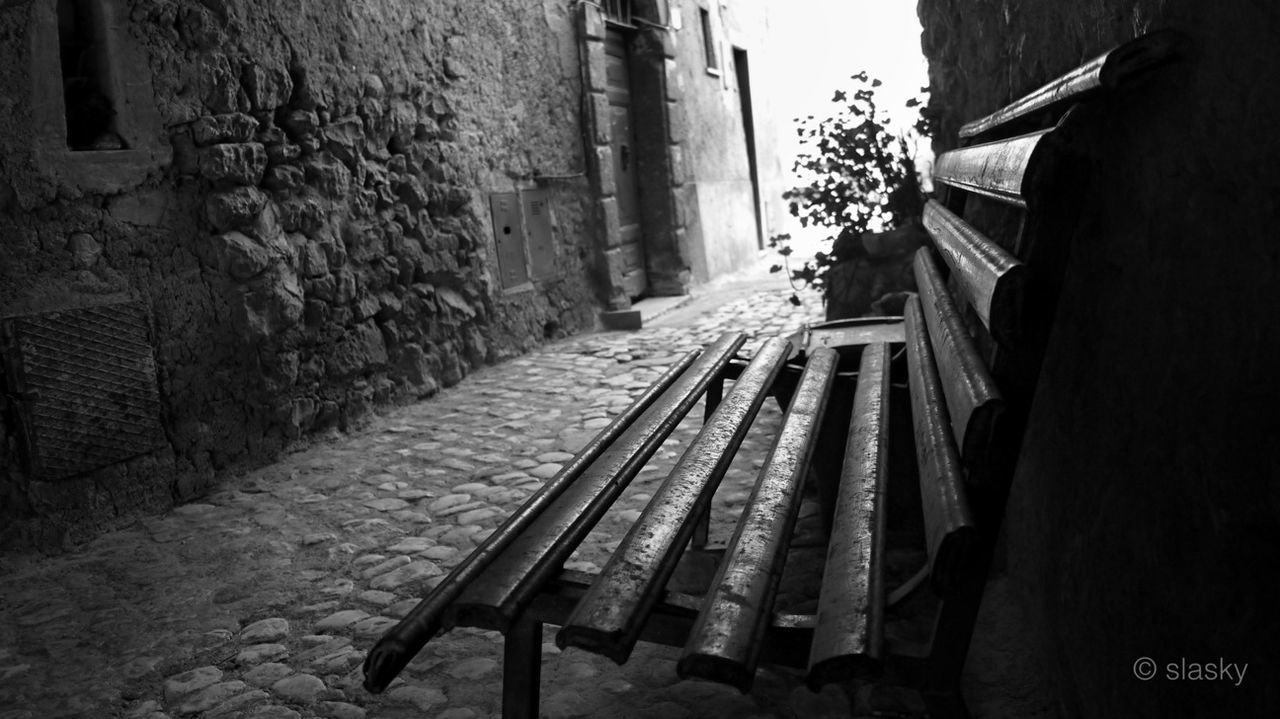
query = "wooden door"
(605, 29, 647, 299)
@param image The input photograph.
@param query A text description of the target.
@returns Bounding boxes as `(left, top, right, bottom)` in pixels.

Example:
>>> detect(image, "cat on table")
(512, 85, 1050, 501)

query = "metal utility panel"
(1, 301, 168, 481)
(523, 190, 556, 279)
(489, 192, 529, 289)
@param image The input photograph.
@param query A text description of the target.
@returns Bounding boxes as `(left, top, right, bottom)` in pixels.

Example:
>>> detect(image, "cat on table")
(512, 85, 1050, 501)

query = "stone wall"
(0, 0, 600, 548)
(916, 0, 1279, 715)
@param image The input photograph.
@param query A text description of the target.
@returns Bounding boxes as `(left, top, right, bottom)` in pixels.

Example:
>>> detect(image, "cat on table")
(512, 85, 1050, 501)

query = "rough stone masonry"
(0, 0, 603, 548)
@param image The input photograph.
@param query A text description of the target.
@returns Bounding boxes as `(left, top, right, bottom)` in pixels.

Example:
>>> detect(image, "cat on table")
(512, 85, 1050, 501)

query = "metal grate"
(2, 301, 168, 481)
(602, 0, 632, 26)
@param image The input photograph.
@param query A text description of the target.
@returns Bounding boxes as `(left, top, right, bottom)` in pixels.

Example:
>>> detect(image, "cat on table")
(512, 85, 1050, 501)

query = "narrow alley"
(0, 263, 857, 719)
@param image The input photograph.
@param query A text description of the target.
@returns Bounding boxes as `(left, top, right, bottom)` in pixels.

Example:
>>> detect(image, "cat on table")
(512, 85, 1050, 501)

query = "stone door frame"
(579, 1, 691, 311)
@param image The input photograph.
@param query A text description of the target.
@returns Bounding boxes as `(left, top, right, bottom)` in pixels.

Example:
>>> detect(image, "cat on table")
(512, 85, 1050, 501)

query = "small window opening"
(603, 0, 632, 27)
(57, 0, 125, 151)
(699, 8, 720, 74)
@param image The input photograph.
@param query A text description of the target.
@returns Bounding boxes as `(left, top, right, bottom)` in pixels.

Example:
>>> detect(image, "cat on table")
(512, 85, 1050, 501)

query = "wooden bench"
(361, 31, 1183, 718)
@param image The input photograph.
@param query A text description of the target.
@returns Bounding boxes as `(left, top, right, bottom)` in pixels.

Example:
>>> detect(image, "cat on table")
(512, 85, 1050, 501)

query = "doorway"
(732, 47, 764, 250)
(605, 28, 648, 299)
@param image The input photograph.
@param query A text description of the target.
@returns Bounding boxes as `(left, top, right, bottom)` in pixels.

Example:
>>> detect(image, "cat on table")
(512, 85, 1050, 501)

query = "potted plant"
(772, 73, 932, 320)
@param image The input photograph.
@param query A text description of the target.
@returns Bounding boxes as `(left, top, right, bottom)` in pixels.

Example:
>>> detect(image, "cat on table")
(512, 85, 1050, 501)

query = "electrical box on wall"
(488, 190, 558, 289)
(524, 191, 556, 279)
(489, 192, 529, 288)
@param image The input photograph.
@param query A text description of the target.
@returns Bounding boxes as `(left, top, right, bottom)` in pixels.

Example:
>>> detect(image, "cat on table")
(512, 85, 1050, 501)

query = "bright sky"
(769, 0, 929, 138)
(765, 1, 930, 248)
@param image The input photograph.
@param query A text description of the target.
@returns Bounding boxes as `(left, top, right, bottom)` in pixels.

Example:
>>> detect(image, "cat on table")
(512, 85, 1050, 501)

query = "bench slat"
(440, 332, 749, 634)
(913, 249, 1005, 488)
(932, 129, 1051, 208)
(361, 344, 718, 693)
(556, 336, 794, 663)
(905, 297, 977, 594)
(922, 199, 1027, 346)
(676, 347, 839, 692)
(806, 342, 891, 688)
(959, 30, 1185, 139)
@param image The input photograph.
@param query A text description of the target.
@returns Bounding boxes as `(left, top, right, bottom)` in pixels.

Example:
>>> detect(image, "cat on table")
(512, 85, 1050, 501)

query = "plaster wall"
(916, 0, 1280, 715)
(673, 0, 783, 284)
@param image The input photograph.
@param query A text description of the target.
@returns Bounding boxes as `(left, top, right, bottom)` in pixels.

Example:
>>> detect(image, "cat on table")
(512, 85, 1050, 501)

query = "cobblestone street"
(0, 263, 871, 719)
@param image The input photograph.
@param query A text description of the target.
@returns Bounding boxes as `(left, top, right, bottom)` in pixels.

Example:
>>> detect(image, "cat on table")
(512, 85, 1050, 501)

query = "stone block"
(598, 197, 621, 248)
(391, 343, 432, 388)
(668, 144, 686, 185)
(333, 268, 358, 305)
(241, 63, 294, 112)
(303, 155, 352, 199)
(66, 232, 101, 269)
(395, 175, 429, 212)
(581, 2, 605, 39)
(199, 143, 267, 186)
(254, 123, 285, 146)
(192, 113, 259, 146)
(604, 247, 629, 287)
(281, 109, 320, 139)
(600, 309, 641, 330)
(658, 27, 678, 59)
(593, 145, 615, 198)
(266, 142, 302, 166)
(590, 93, 611, 145)
(209, 231, 272, 279)
(670, 186, 689, 228)
(277, 196, 326, 235)
(665, 59, 683, 102)
(322, 116, 365, 168)
(206, 187, 268, 232)
(263, 165, 303, 192)
(586, 43, 608, 93)
(299, 241, 329, 278)
(245, 201, 284, 249)
(236, 272, 304, 339)
(666, 101, 686, 143)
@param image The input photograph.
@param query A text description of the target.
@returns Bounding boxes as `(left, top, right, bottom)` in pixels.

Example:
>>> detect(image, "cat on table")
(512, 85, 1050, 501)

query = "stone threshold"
(599, 294, 691, 331)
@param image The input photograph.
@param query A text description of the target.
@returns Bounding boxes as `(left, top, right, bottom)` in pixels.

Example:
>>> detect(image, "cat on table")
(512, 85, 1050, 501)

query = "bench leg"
(919, 528, 998, 719)
(502, 617, 543, 719)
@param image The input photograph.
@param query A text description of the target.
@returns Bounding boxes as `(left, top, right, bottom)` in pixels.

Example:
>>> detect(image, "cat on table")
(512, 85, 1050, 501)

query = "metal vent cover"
(2, 301, 168, 481)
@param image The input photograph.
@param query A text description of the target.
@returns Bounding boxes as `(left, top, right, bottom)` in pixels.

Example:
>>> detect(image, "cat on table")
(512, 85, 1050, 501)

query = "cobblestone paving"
(0, 279, 876, 718)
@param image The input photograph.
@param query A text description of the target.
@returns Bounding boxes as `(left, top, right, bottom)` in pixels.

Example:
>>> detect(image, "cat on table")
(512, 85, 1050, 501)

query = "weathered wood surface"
(921, 199, 1027, 346)
(933, 129, 1051, 208)
(361, 341, 723, 692)
(959, 30, 1185, 139)
(677, 347, 839, 691)
(913, 249, 1005, 487)
(806, 342, 891, 689)
(557, 337, 793, 663)
(436, 333, 747, 635)
(799, 319, 906, 353)
(904, 297, 976, 594)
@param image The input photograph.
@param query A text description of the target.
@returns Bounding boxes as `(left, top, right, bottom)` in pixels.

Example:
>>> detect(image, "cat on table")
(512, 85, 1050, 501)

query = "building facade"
(0, 0, 787, 548)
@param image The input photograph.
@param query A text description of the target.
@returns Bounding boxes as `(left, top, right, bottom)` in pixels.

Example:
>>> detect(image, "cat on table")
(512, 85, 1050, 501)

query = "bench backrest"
(905, 29, 1184, 680)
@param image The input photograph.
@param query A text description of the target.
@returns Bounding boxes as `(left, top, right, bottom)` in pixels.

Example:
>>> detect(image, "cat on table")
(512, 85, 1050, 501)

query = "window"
(57, 0, 125, 151)
(699, 8, 720, 75)
(28, 0, 169, 194)
(603, 0, 632, 26)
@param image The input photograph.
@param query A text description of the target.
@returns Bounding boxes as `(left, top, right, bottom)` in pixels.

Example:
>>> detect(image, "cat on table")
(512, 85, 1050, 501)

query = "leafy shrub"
(771, 73, 930, 302)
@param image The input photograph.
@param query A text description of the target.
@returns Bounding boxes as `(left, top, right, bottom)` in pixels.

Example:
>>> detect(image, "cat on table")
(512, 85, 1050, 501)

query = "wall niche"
(28, 0, 169, 194)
